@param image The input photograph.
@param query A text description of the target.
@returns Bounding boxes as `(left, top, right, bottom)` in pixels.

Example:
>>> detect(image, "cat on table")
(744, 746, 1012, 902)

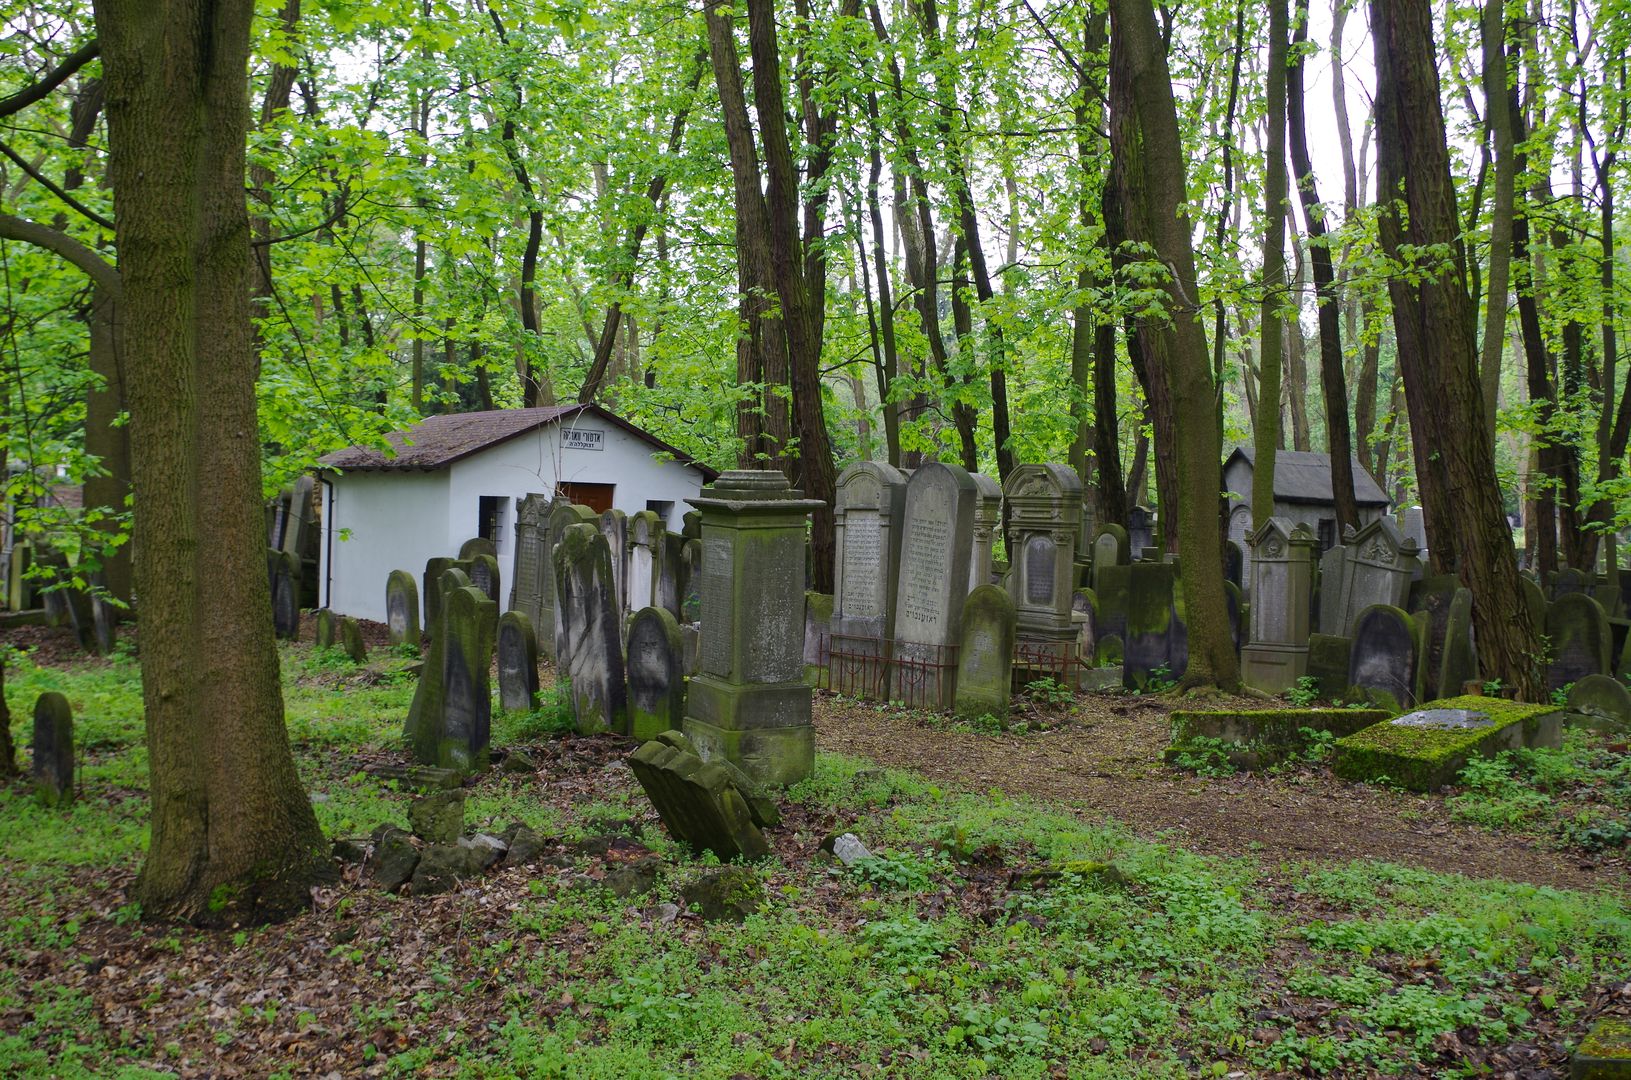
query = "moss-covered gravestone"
(1306, 633, 1352, 698)
(314, 608, 336, 649)
(1333, 696, 1565, 791)
(627, 738, 770, 861)
(627, 606, 685, 739)
(1003, 463, 1084, 652)
(599, 508, 629, 615)
(539, 503, 596, 660)
(509, 495, 552, 649)
(1565, 673, 1631, 733)
(269, 549, 300, 640)
(406, 567, 469, 766)
(467, 553, 501, 607)
(32, 691, 73, 806)
(680, 539, 702, 624)
(458, 536, 496, 561)
(1548, 592, 1612, 693)
(1090, 524, 1130, 596)
(1438, 587, 1478, 696)
(421, 556, 457, 642)
(657, 531, 686, 620)
(1241, 518, 1315, 694)
(1572, 1017, 1631, 1078)
(385, 569, 420, 646)
(1346, 604, 1425, 710)
(438, 585, 496, 772)
(340, 616, 368, 663)
(497, 610, 540, 713)
(686, 471, 824, 785)
(803, 592, 833, 689)
(969, 472, 1004, 595)
(954, 585, 1016, 721)
(1123, 562, 1184, 690)
(554, 523, 628, 734)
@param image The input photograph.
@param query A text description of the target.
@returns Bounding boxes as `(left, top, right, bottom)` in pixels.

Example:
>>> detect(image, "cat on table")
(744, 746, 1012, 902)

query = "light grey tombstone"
(1240, 517, 1316, 694)
(1091, 524, 1131, 598)
(626, 510, 662, 617)
(832, 461, 907, 656)
(968, 473, 1003, 598)
(540, 502, 596, 659)
(891, 462, 979, 709)
(385, 569, 420, 646)
(1331, 517, 1420, 638)
(508, 494, 552, 645)
(1316, 543, 1350, 638)
(284, 475, 316, 561)
(1002, 463, 1083, 651)
(627, 606, 685, 740)
(599, 509, 629, 616)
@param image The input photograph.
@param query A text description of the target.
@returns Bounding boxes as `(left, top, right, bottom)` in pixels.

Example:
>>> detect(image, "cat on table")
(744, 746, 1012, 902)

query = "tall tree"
(1252, 0, 1290, 529)
(1371, 0, 1540, 697)
(92, 0, 330, 921)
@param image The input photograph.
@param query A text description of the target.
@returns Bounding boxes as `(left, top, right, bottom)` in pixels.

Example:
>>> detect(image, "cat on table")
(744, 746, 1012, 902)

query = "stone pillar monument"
(683, 471, 824, 786)
(1001, 463, 1083, 649)
(1241, 517, 1316, 694)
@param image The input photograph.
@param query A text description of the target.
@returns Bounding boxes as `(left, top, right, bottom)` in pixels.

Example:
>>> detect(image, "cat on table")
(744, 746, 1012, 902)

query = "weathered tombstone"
(496, 610, 540, 713)
(1550, 567, 1587, 600)
(599, 509, 629, 615)
(1438, 587, 1478, 696)
(1127, 505, 1155, 555)
(438, 585, 497, 772)
(422, 556, 456, 642)
(968, 473, 1004, 595)
(1326, 518, 1420, 638)
(539, 502, 596, 659)
(1306, 633, 1352, 699)
(1547, 591, 1612, 692)
(269, 484, 293, 549)
(31, 691, 73, 807)
(627, 606, 685, 739)
(270, 549, 300, 640)
(685, 471, 823, 784)
(89, 590, 118, 656)
(626, 510, 662, 618)
(679, 539, 702, 623)
(1002, 464, 1083, 651)
(1565, 673, 1631, 731)
(1347, 604, 1425, 710)
(553, 523, 628, 734)
(1224, 539, 1246, 593)
(656, 532, 685, 619)
(6, 542, 33, 610)
(340, 616, 368, 663)
(314, 608, 336, 649)
(954, 585, 1016, 720)
(386, 569, 420, 646)
(509, 494, 552, 642)
(681, 510, 702, 539)
(802, 591, 834, 687)
(832, 462, 907, 661)
(285, 475, 316, 561)
(458, 536, 497, 562)
(626, 739, 769, 861)
(1316, 542, 1349, 638)
(1124, 562, 1184, 689)
(1398, 505, 1427, 552)
(1240, 518, 1316, 694)
(467, 553, 501, 608)
(406, 567, 469, 765)
(1408, 573, 1462, 699)
(1090, 524, 1131, 597)
(890, 463, 979, 709)
(1073, 589, 1099, 671)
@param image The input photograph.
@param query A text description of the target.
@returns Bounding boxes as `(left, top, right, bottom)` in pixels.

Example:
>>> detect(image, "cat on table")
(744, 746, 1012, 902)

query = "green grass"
(2, 648, 1629, 1077)
(1448, 727, 1631, 852)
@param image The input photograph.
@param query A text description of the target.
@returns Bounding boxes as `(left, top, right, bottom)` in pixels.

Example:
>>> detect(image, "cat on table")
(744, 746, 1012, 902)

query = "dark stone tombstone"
(468, 553, 501, 607)
(627, 606, 685, 740)
(509, 494, 552, 645)
(386, 569, 420, 646)
(1438, 588, 1478, 696)
(1124, 562, 1184, 689)
(1546, 592, 1612, 692)
(1550, 567, 1587, 600)
(439, 585, 496, 773)
(88, 575, 118, 656)
(554, 523, 629, 734)
(1566, 673, 1631, 731)
(1347, 604, 1425, 710)
(682, 510, 702, 540)
(314, 608, 336, 649)
(497, 610, 540, 713)
(599, 509, 629, 615)
(458, 536, 497, 561)
(338, 617, 366, 663)
(406, 567, 470, 766)
(626, 738, 769, 861)
(657, 532, 685, 620)
(680, 539, 702, 623)
(1408, 574, 1461, 699)
(1306, 633, 1352, 698)
(32, 691, 73, 807)
(954, 585, 1017, 721)
(1072, 588, 1098, 669)
(270, 549, 300, 640)
(1224, 540, 1245, 592)
(422, 556, 456, 642)
(1126, 505, 1154, 555)
(543, 503, 598, 659)
(1002, 463, 1083, 651)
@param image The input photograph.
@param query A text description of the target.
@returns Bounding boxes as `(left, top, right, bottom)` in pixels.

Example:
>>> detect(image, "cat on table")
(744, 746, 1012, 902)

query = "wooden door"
(556, 482, 615, 515)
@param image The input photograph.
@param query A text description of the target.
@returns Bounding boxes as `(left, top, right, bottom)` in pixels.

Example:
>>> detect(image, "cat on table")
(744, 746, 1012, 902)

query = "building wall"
(1224, 459, 1385, 547)
(321, 413, 707, 622)
(321, 469, 450, 622)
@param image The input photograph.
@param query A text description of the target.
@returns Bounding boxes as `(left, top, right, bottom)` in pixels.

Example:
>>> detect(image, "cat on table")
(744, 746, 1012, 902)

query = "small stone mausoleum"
(317, 405, 715, 623)
(1223, 446, 1390, 550)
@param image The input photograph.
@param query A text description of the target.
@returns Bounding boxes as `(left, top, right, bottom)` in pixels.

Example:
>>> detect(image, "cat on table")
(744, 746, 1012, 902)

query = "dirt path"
(814, 692, 1630, 894)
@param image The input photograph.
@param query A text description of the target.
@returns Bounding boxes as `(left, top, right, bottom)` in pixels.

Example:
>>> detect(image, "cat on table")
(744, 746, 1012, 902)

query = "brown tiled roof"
(317, 405, 718, 479)
(1226, 446, 1389, 506)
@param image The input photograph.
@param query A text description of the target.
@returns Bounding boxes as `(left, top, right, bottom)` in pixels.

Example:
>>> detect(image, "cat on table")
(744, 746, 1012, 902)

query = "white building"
(316, 405, 716, 622)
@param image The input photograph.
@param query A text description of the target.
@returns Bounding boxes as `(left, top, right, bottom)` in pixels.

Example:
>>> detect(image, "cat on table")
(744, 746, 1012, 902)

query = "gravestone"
(554, 523, 628, 734)
(832, 461, 907, 657)
(1550, 567, 1587, 599)
(1316, 543, 1348, 638)
(599, 509, 629, 615)
(1320, 518, 1419, 639)
(1437, 588, 1478, 696)
(438, 585, 496, 772)
(1224, 539, 1246, 593)
(1409, 573, 1462, 699)
(1123, 562, 1184, 689)
(684, 471, 823, 785)
(1565, 673, 1631, 731)
(1241, 518, 1316, 694)
(680, 539, 702, 623)
(626, 739, 769, 861)
(1347, 604, 1424, 710)
(1127, 505, 1155, 554)
(803, 591, 833, 688)
(1090, 524, 1131, 596)
(497, 610, 540, 713)
(385, 570, 420, 646)
(538, 502, 596, 659)
(656, 532, 685, 619)
(626, 510, 662, 618)
(890, 463, 979, 710)
(508, 494, 552, 644)
(1306, 633, 1352, 699)
(422, 556, 457, 642)
(954, 585, 1016, 721)
(269, 549, 300, 640)
(285, 474, 316, 563)
(1073, 589, 1098, 671)
(6, 542, 33, 610)
(458, 536, 497, 561)
(467, 554, 501, 607)
(682, 510, 702, 539)
(31, 691, 73, 807)
(406, 567, 470, 766)
(1398, 505, 1427, 552)
(269, 484, 293, 549)
(89, 589, 118, 657)
(627, 606, 685, 740)
(1547, 591, 1612, 692)
(1002, 463, 1083, 651)
(314, 608, 336, 649)
(969, 473, 1004, 594)
(340, 616, 368, 663)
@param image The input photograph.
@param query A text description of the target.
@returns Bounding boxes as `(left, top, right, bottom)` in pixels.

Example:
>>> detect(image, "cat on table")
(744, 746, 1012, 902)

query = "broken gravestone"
(626, 733, 773, 861)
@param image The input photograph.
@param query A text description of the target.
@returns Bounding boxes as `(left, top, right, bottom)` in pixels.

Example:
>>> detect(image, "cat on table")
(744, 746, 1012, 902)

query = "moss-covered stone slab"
(1165, 707, 1388, 770)
(1573, 1017, 1631, 1079)
(627, 740, 769, 861)
(1332, 695, 1565, 791)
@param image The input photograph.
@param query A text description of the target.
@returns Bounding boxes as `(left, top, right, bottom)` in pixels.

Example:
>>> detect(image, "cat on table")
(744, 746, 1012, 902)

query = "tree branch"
(0, 210, 118, 293)
(0, 141, 116, 231)
(0, 39, 100, 120)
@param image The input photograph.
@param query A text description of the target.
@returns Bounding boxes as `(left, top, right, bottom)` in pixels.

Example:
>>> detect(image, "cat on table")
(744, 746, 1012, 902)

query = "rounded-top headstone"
(458, 537, 497, 561)
(32, 691, 74, 807)
(1565, 673, 1631, 730)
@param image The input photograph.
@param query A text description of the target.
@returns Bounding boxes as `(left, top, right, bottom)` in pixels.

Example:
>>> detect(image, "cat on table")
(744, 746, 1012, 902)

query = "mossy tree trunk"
(1251, 0, 1289, 529)
(93, 0, 330, 922)
(1109, 0, 1239, 690)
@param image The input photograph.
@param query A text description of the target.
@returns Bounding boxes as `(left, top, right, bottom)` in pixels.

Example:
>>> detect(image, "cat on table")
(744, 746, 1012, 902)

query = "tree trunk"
(1110, 0, 1238, 690)
(862, 89, 903, 467)
(94, 0, 330, 922)
(1288, 0, 1358, 532)
(1477, 0, 1515, 448)
(1252, 0, 1290, 528)
(1371, 0, 1540, 698)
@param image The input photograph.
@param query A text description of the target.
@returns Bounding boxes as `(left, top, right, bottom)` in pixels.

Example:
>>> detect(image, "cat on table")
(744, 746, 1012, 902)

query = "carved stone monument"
(1002, 463, 1083, 650)
(1240, 518, 1316, 694)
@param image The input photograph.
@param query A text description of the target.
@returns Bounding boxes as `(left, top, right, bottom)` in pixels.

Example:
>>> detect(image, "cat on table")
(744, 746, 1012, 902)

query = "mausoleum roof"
(317, 404, 719, 479)
(1225, 446, 1390, 507)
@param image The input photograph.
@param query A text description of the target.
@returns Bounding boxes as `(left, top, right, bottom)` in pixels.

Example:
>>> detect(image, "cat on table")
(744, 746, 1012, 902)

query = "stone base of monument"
(683, 674, 813, 787)
(1572, 1018, 1631, 1078)
(1240, 642, 1310, 695)
(1332, 697, 1566, 791)
(1165, 707, 1389, 771)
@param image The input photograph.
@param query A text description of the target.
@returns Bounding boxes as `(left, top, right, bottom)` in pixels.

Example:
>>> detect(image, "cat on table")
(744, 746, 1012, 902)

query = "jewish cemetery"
(4, 0, 1631, 1074)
